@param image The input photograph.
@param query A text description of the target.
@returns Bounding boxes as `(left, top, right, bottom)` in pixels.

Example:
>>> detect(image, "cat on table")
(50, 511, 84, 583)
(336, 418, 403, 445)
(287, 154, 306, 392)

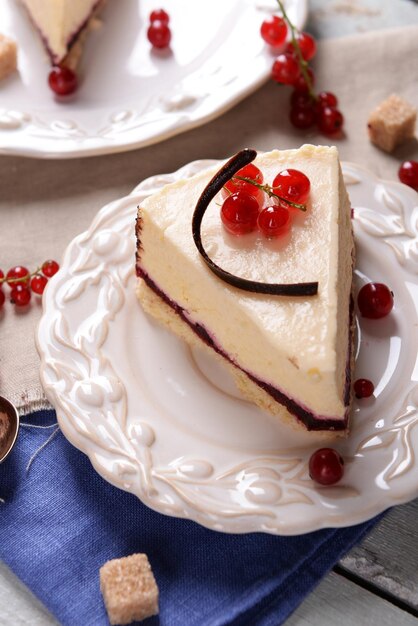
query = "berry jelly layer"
(137, 268, 350, 432)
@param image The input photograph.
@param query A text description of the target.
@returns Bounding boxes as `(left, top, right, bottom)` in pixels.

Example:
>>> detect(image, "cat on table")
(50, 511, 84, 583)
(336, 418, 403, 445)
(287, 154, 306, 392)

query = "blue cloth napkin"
(0, 410, 380, 626)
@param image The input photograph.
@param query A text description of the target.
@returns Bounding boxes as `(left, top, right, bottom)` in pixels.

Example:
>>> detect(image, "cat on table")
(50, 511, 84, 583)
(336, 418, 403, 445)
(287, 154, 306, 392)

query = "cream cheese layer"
(137, 146, 354, 421)
(20, 0, 98, 63)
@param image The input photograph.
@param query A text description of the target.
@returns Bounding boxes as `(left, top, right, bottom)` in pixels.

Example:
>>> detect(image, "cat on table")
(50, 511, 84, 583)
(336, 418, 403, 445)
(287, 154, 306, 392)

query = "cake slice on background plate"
(18, 0, 105, 69)
(0, 34, 17, 81)
(135, 145, 355, 434)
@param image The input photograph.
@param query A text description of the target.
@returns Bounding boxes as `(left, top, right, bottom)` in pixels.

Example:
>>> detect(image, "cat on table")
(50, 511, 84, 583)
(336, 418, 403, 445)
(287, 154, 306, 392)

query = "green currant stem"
(0, 267, 42, 286)
(233, 176, 307, 211)
(276, 0, 316, 101)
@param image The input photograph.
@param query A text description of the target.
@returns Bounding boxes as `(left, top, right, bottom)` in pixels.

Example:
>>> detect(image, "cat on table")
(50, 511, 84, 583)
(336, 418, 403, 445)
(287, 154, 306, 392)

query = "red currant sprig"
(261, 1, 344, 136)
(220, 164, 310, 238)
(0, 260, 59, 308)
(147, 8, 172, 48)
(232, 170, 308, 211)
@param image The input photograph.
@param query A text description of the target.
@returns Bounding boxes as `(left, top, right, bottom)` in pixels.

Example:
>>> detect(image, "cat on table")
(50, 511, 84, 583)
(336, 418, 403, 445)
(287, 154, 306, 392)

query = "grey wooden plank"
(340, 498, 418, 611)
(307, 0, 418, 39)
(286, 570, 417, 626)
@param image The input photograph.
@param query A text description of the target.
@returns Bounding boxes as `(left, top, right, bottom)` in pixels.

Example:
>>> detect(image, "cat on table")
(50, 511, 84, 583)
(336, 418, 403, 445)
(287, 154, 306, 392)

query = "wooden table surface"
(1, 1, 418, 624)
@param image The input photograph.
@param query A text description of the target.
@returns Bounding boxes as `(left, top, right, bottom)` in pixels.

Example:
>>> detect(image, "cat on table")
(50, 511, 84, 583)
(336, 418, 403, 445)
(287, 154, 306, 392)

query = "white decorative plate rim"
(0, 0, 307, 159)
(36, 157, 418, 535)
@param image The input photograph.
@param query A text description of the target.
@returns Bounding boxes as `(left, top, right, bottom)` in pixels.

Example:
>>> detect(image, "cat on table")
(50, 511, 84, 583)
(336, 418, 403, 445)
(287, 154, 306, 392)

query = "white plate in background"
(0, 0, 307, 158)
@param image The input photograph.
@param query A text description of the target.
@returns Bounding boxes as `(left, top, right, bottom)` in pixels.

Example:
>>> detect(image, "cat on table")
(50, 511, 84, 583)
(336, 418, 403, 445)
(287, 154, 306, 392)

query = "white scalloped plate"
(36, 159, 418, 535)
(0, 0, 306, 159)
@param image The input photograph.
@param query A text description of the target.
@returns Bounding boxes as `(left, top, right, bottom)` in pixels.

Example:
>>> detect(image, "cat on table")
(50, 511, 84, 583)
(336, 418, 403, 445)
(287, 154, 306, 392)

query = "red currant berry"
(272, 169, 310, 204)
(285, 40, 295, 55)
(149, 9, 169, 24)
(317, 91, 338, 109)
(31, 274, 48, 295)
(258, 204, 292, 238)
(357, 282, 394, 319)
(147, 20, 171, 48)
(6, 265, 30, 287)
(354, 378, 374, 399)
(0, 289, 4, 308)
(295, 31, 317, 61)
(398, 160, 418, 191)
(48, 66, 78, 96)
(223, 164, 264, 204)
(290, 91, 314, 110)
(272, 53, 300, 85)
(290, 106, 316, 129)
(220, 192, 259, 236)
(292, 67, 315, 93)
(10, 283, 31, 307)
(309, 448, 344, 486)
(317, 107, 344, 135)
(0, 269, 3, 279)
(41, 260, 60, 278)
(260, 16, 287, 47)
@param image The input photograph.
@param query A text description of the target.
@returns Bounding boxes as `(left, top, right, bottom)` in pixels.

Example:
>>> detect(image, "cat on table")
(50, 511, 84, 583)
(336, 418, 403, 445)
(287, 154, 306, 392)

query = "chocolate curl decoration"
(192, 148, 319, 296)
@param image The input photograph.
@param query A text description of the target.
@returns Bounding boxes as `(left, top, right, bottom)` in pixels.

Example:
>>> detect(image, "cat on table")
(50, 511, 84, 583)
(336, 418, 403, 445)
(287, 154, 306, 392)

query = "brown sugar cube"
(368, 94, 416, 153)
(0, 34, 17, 81)
(100, 554, 159, 625)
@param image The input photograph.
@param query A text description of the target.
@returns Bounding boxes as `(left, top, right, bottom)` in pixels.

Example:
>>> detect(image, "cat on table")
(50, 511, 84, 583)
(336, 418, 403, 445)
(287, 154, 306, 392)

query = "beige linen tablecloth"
(1, 25, 417, 414)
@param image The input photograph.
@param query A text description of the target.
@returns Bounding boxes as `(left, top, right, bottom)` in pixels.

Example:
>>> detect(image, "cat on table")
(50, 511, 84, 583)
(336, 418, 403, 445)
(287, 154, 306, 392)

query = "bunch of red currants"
(260, 12, 344, 136)
(147, 8, 171, 49)
(0, 260, 59, 308)
(220, 163, 310, 238)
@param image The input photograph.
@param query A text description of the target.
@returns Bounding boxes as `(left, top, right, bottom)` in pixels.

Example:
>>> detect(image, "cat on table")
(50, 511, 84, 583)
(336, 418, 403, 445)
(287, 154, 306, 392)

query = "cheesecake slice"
(18, 0, 104, 67)
(135, 145, 355, 433)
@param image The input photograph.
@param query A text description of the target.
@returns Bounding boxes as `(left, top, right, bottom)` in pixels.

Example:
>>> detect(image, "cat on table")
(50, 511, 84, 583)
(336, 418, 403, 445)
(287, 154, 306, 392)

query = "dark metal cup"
(0, 395, 20, 463)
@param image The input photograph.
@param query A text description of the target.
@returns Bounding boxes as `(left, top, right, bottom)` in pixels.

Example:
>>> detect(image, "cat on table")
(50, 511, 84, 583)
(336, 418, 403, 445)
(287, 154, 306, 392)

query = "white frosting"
(138, 145, 353, 420)
(21, 0, 98, 62)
